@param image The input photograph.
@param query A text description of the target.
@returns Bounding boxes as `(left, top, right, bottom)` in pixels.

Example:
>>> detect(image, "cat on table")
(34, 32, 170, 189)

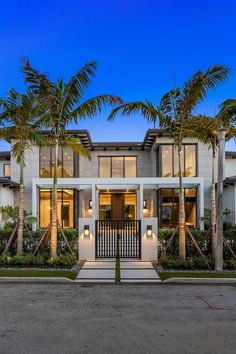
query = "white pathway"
(75, 261, 161, 283)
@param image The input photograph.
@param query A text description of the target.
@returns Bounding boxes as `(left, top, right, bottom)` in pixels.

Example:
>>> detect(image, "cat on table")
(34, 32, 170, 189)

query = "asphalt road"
(0, 284, 236, 354)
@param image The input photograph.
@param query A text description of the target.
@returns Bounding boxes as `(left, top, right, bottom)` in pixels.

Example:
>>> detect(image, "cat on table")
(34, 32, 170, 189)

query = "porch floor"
(75, 261, 161, 283)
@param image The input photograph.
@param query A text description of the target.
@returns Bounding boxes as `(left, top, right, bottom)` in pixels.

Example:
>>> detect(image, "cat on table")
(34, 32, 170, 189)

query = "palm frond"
(73, 94, 123, 122)
(62, 135, 91, 160)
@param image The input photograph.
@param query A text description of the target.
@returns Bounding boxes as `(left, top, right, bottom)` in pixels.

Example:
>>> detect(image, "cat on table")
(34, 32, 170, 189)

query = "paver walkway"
(75, 261, 161, 283)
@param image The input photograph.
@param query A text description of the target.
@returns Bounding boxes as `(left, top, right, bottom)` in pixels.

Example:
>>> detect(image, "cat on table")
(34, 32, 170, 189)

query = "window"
(99, 156, 137, 178)
(39, 189, 74, 228)
(4, 164, 11, 177)
(161, 144, 196, 177)
(39, 147, 74, 178)
(99, 194, 112, 220)
(160, 188, 197, 228)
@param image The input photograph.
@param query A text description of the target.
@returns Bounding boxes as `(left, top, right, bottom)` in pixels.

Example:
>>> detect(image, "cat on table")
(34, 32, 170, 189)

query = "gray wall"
(79, 149, 154, 178)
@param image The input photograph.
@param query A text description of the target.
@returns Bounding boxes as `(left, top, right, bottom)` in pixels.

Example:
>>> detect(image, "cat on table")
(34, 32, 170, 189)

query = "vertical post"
(139, 184, 143, 219)
(199, 182, 204, 230)
(32, 182, 37, 231)
(214, 128, 228, 271)
(92, 184, 96, 220)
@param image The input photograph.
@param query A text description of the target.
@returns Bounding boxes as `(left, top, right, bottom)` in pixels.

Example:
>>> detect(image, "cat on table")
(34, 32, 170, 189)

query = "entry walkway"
(75, 261, 161, 283)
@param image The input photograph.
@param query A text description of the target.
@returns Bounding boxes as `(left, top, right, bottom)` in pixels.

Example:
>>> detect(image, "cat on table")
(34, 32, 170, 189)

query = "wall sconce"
(143, 200, 147, 209)
(146, 225, 152, 237)
(89, 200, 92, 209)
(84, 225, 90, 237)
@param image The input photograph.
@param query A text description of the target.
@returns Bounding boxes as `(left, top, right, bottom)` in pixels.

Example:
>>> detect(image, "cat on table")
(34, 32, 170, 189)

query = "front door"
(111, 193, 124, 219)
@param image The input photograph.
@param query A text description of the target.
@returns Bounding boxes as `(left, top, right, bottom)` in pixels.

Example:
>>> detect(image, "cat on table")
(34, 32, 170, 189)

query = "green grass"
(0, 269, 77, 280)
(115, 256, 121, 283)
(158, 272, 236, 281)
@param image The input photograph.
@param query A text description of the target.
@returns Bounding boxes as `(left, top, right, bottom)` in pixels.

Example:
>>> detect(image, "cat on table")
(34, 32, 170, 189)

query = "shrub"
(10, 254, 45, 267)
(47, 254, 75, 268)
(160, 255, 214, 270)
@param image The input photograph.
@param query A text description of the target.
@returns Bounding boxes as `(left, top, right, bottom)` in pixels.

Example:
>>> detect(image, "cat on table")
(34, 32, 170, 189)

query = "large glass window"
(39, 147, 74, 178)
(99, 156, 137, 178)
(99, 194, 112, 220)
(4, 164, 11, 177)
(161, 144, 196, 177)
(112, 157, 123, 178)
(39, 189, 74, 228)
(160, 188, 197, 228)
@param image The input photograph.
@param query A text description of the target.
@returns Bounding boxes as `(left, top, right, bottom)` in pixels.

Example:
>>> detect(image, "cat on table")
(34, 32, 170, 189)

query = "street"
(0, 284, 236, 354)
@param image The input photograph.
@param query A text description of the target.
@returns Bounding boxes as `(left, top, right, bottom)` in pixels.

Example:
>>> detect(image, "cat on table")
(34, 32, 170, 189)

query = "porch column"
(138, 183, 143, 219)
(32, 182, 37, 231)
(91, 184, 96, 220)
(199, 182, 204, 230)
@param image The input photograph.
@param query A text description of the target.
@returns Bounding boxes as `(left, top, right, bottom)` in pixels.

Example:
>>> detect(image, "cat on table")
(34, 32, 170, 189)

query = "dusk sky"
(0, 0, 235, 150)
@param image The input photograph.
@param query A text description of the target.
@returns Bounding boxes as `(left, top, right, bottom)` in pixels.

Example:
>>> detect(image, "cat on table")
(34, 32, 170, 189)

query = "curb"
(162, 277, 236, 284)
(0, 277, 73, 283)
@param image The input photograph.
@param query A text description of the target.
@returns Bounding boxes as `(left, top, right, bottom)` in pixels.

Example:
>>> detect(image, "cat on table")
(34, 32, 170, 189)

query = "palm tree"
(109, 65, 230, 259)
(0, 90, 43, 254)
(22, 59, 123, 258)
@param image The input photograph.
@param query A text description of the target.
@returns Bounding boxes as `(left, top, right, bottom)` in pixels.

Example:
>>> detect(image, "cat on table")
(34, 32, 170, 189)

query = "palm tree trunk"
(50, 140, 58, 258)
(178, 145, 186, 260)
(17, 162, 24, 254)
(211, 152, 217, 259)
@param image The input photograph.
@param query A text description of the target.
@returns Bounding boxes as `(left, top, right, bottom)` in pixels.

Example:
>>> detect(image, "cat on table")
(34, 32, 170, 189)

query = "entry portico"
(32, 177, 204, 261)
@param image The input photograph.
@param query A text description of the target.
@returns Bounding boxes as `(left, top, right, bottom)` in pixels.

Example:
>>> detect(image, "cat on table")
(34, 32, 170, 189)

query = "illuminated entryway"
(99, 190, 136, 220)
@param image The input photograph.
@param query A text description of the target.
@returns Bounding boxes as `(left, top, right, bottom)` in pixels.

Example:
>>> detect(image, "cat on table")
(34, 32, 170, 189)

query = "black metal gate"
(95, 220, 141, 259)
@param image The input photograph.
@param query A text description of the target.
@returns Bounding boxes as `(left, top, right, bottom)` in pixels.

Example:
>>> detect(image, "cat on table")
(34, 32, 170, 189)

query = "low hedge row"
(160, 255, 236, 270)
(0, 253, 76, 269)
(0, 228, 78, 255)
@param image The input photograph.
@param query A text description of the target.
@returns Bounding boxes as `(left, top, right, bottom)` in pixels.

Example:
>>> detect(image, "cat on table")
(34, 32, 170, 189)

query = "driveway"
(0, 284, 236, 354)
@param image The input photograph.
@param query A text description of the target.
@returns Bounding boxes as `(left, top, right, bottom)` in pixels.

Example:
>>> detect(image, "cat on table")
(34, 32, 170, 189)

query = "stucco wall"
(225, 158, 236, 177)
(79, 149, 153, 178)
(10, 142, 39, 213)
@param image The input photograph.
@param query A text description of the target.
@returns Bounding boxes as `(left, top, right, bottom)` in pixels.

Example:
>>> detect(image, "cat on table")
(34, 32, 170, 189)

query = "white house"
(0, 129, 235, 261)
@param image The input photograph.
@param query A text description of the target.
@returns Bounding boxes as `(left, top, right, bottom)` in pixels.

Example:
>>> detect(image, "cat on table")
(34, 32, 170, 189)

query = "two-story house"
(0, 129, 235, 261)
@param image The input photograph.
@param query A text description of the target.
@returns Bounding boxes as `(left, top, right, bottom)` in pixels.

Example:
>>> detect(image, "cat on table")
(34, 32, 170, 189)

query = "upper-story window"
(99, 156, 137, 178)
(4, 164, 11, 177)
(160, 144, 196, 177)
(40, 147, 74, 178)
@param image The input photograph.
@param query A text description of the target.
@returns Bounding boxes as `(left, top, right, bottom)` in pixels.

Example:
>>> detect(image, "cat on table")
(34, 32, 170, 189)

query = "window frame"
(159, 143, 197, 177)
(159, 188, 197, 228)
(3, 163, 11, 177)
(98, 156, 137, 178)
(39, 188, 75, 229)
(39, 147, 75, 178)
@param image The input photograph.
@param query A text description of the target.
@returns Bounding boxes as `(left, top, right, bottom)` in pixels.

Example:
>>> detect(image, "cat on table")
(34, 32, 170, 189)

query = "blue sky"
(0, 0, 235, 150)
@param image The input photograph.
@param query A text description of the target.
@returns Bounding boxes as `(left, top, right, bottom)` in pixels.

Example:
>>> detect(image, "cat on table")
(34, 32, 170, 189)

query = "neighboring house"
(0, 151, 19, 227)
(1, 129, 235, 260)
(224, 151, 236, 224)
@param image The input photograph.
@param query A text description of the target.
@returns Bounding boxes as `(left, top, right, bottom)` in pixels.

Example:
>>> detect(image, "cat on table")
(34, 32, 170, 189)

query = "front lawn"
(0, 269, 77, 280)
(158, 272, 236, 281)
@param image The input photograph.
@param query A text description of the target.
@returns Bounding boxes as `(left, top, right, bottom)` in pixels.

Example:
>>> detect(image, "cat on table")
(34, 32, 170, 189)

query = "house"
(0, 129, 235, 260)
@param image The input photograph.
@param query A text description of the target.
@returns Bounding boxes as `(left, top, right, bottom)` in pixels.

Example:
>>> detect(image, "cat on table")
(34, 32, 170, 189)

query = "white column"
(32, 182, 37, 231)
(199, 182, 204, 230)
(92, 184, 96, 220)
(139, 183, 143, 219)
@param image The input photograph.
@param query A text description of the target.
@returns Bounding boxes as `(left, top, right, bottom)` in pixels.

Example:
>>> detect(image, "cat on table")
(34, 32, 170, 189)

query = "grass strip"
(158, 272, 236, 281)
(115, 256, 121, 283)
(0, 269, 77, 280)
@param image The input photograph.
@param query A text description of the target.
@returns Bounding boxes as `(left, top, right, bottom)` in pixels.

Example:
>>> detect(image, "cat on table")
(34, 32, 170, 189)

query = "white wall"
(225, 158, 236, 177)
(0, 186, 15, 227)
(78, 218, 95, 260)
(223, 185, 236, 224)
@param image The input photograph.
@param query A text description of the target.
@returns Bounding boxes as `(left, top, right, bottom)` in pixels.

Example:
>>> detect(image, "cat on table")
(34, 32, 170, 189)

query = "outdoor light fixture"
(143, 200, 147, 209)
(84, 225, 90, 237)
(146, 225, 152, 237)
(89, 200, 92, 209)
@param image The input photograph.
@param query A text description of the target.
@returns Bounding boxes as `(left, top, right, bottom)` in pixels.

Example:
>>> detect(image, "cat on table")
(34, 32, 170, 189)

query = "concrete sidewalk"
(75, 261, 161, 283)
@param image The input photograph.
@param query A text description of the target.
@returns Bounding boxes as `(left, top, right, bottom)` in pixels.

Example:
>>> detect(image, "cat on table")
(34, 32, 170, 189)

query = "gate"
(95, 220, 141, 259)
